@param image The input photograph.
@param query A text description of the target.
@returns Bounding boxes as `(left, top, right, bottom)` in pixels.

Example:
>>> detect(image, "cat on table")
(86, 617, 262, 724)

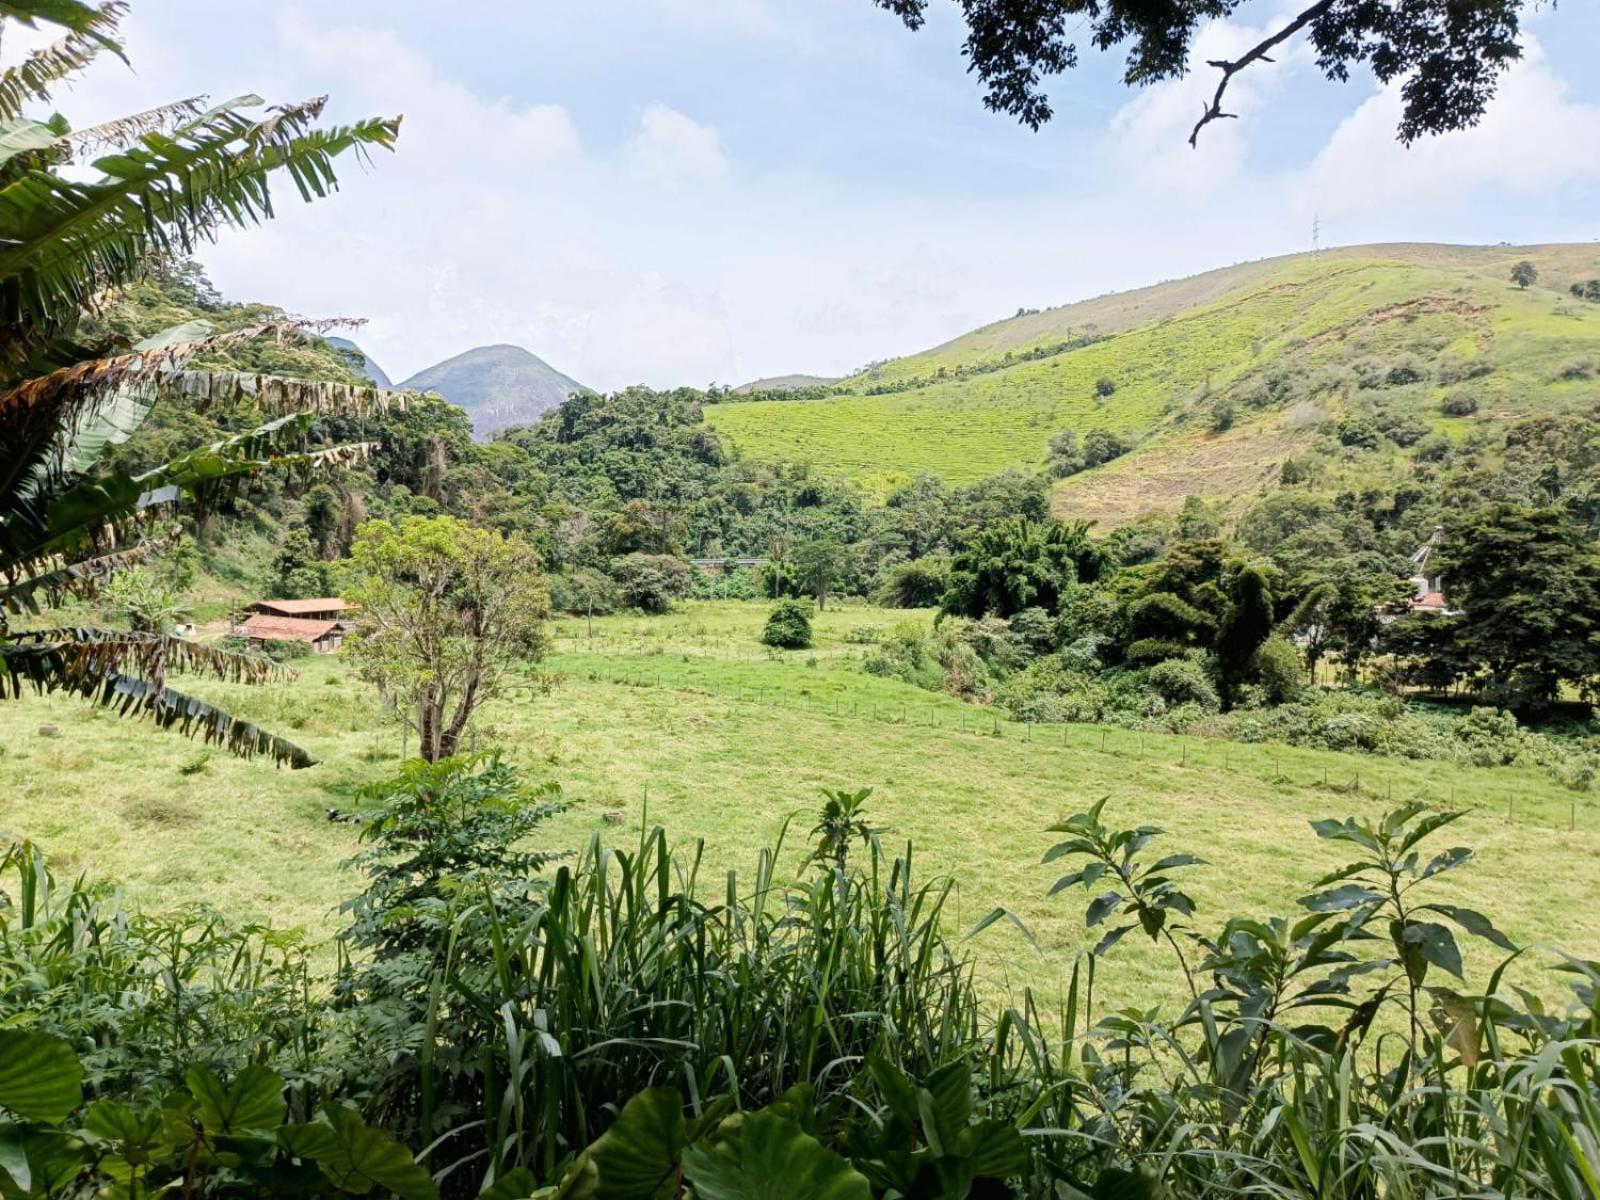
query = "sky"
(30, 1, 1600, 390)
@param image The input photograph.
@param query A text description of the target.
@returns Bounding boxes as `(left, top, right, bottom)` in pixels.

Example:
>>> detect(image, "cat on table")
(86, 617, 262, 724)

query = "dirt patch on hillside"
(1300, 295, 1489, 353)
(1050, 428, 1311, 529)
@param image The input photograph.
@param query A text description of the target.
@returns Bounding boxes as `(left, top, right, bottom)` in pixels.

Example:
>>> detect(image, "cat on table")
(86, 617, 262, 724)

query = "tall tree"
(874, 0, 1529, 146)
(346, 516, 550, 762)
(1436, 504, 1600, 711)
(0, 2, 405, 766)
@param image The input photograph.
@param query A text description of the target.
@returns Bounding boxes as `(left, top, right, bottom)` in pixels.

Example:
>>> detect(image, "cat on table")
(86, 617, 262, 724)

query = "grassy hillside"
(1, 601, 1594, 1009)
(704, 244, 1600, 518)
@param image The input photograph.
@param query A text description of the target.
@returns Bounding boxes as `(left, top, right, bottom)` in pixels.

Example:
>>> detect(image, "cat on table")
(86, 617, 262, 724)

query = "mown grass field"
(704, 245, 1600, 513)
(2, 601, 1596, 1010)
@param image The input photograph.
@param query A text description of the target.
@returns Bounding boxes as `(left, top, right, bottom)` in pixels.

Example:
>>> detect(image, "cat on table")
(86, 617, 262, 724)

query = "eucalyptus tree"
(0, 0, 409, 766)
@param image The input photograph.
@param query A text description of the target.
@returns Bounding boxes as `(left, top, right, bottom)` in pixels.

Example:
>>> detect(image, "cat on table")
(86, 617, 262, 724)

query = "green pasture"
(1, 601, 1596, 1011)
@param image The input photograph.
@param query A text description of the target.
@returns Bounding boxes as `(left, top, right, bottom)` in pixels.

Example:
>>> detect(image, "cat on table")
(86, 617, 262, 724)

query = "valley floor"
(2, 600, 1596, 1010)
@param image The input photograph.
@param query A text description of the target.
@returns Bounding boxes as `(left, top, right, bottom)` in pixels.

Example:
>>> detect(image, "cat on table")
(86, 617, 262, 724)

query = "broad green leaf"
(0, 1125, 29, 1193)
(1299, 884, 1383, 913)
(82, 1099, 165, 1164)
(1085, 891, 1122, 927)
(188, 1064, 285, 1135)
(479, 1166, 540, 1199)
(300, 1104, 437, 1200)
(0, 119, 58, 167)
(0, 1032, 81, 1123)
(681, 1110, 870, 1200)
(918, 1059, 973, 1153)
(1092, 1165, 1159, 1200)
(1403, 921, 1463, 979)
(957, 1118, 1028, 1180)
(1426, 904, 1517, 951)
(584, 1087, 684, 1200)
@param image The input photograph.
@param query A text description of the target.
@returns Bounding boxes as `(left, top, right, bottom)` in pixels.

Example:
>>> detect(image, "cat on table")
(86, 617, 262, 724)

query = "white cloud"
(1299, 38, 1600, 220)
(624, 105, 730, 182)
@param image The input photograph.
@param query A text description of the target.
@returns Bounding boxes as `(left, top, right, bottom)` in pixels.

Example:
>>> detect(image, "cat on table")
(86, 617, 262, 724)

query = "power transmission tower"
(1312, 213, 1321, 255)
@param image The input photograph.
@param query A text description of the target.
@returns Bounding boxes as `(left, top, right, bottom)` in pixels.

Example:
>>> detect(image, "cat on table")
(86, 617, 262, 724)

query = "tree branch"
(1190, 0, 1335, 148)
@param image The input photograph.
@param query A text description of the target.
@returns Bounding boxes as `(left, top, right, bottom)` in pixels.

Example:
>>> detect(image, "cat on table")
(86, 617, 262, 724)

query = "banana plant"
(0, 1, 414, 766)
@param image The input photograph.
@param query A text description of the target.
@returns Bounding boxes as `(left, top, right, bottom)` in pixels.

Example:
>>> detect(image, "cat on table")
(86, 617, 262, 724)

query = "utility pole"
(1312, 213, 1321, 255)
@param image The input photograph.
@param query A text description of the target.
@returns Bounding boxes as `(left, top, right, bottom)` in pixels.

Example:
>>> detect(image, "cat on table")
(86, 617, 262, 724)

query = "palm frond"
(0, 319, 408, 466)
(3, 625, 282, 685)
(0, 532, 173, 615)
(0, 96, 399, 360)
(0, 3, 125, 121)
(0, 637, 314, 768)
(4, 412, 373, 579)
(65, 95, 208, 153)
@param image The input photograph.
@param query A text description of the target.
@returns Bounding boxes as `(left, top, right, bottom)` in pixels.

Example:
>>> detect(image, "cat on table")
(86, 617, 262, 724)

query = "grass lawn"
(2, 601, 1596, 1012)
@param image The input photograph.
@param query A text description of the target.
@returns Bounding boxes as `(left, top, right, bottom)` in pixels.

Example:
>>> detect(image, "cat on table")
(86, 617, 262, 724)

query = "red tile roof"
(239, 615, 341, 642)
(245, 598, 352, 617)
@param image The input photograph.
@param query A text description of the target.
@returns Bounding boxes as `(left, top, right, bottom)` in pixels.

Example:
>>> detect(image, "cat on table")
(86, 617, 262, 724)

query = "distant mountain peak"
(401, 345, 591, 439)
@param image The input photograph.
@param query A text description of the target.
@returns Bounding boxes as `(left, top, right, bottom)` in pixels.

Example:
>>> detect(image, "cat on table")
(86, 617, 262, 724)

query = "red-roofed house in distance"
(234, 598, 356, 653)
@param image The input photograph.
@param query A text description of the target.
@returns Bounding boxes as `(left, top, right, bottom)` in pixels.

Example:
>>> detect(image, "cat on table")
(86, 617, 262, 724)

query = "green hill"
(704, 243, 1600, 523)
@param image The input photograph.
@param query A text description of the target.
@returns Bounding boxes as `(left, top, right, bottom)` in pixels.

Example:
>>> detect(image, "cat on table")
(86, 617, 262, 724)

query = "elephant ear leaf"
(680, 1110, 870, 1200)
(298, 1104, 437, 1200)
(1093, 1165, 1161, 1200)
(0, 1031, 82, 1123)
(583, 1087, 685, 1200)
(188, 1064, 285, 1135)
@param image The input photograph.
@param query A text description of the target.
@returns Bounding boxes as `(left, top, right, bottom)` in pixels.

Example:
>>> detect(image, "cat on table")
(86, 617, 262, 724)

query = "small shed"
(236, 614, 346, 654)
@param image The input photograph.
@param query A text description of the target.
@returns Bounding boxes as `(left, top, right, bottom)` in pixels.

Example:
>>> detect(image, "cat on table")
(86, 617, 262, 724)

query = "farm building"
(235, 614, 347, 654)
(243, 597, 354, 621)
(235, 598, 355, 653)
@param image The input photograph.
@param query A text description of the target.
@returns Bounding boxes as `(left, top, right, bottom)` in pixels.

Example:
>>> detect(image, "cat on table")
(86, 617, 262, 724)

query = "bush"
(760, 599, 814, 649)
(550, 568, 620, 616)
(1209, 402, 1236, 433)
(1440, 391, 1479, 416)
(875, 556, 951, 608)
(610, 552, 692, 613)
(1146, 657, 1221, 712)
(1414, 432, 1452, 461)
(1093, 376, 1117, 399)
(1250, 636, 1305, 705)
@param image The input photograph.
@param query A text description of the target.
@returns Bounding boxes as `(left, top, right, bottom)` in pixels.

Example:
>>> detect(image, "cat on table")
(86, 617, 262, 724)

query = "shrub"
(1414, 432, 1452, 461)
(1209, 402, 1236, 433)
(1146, 657, 1220, 711)
(843, 624, 882, 644)
(550, 568, 621, 616)
(1554, 357, 1594, 381)
(875, 556, 951, 608)
(1250, 636, 1305, 705)
(1440, 391, 1480, 416)
(610, 552, 692, 613)
(1336, 418, 1381, 449)
(1093, 376, 1117, 399)
(761, 599, 814, 649)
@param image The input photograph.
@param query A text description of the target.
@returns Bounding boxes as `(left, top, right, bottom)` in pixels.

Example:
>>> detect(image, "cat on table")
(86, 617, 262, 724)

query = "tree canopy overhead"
(873, 0, 1528, 146)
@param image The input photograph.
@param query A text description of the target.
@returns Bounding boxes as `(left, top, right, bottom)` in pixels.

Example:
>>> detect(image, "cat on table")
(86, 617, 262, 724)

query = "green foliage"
(762, 598, 815, 649)
(941, 517, 1104, 619)
(1511, 259, 1539, 289)
(346, 515, 549, 760)
(1436, 504, 1600, 711)
(611, 552, 693, 613)
(874, 555, 950, 608)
